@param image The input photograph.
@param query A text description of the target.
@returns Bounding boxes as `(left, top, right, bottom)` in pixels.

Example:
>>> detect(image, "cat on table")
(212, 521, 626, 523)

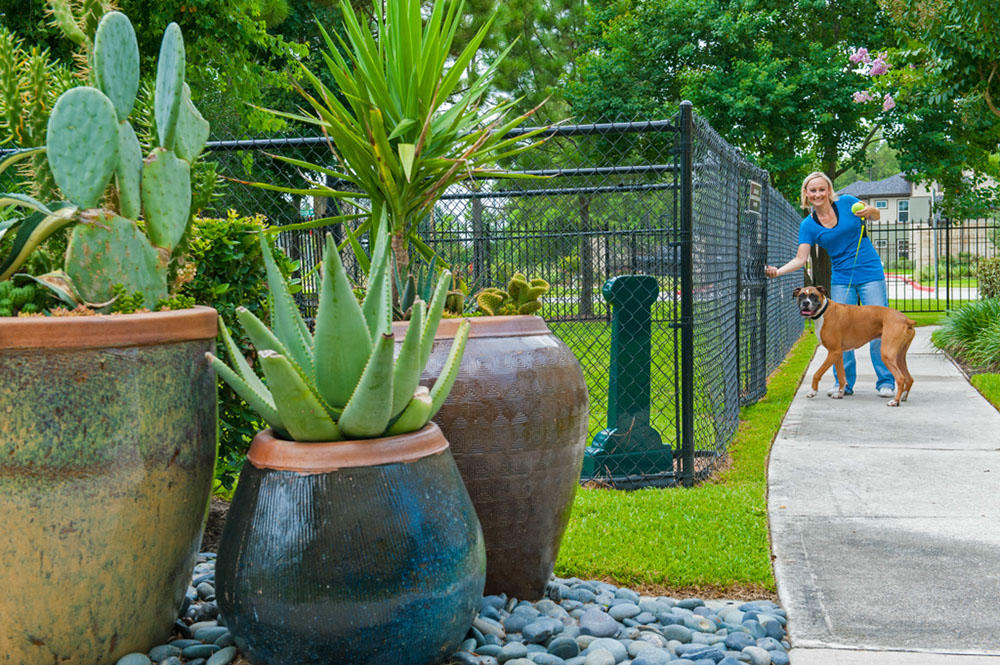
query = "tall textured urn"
(0, 307, 218, 664)
(395, 315, 589, 600)
(216, 422, 486, 665)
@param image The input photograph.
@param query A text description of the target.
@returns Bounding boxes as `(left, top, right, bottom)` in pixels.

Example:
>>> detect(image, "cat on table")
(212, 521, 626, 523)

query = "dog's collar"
(809, 299, 829, 320)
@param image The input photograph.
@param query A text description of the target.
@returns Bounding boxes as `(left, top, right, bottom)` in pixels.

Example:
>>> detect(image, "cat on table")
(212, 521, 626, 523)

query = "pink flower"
(882, 93, 895, 111)
(853, 90, 873, 103)
(868, 56, 889, 76)
(849, 47, 870, 64)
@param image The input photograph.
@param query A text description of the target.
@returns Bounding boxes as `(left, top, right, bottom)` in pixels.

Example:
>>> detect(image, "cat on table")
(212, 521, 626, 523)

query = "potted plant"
(209, 226, 483, 665)
(394, 270, 590, 600)
(0, 12, 217, 665)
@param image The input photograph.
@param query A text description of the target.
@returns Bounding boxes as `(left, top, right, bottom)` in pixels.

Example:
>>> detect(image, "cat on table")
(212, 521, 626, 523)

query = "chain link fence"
(195, 106, 804, 487)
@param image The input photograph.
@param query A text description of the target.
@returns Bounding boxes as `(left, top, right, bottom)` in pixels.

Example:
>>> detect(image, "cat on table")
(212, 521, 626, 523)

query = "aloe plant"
(0, 11, 207, 311)
(206, 228, 470, 442)
(475, 272, 550, 316)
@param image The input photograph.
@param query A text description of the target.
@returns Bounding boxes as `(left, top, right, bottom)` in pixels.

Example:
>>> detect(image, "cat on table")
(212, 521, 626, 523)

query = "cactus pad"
(93, 11, 140, 120)
(116, 120, 143, 219)
(173, 84, 209, 163)
(46, 86, 119, 209)
(142, 147, 191, 251)
(65, 211, 166, 308)
(154, 23, 185, 151)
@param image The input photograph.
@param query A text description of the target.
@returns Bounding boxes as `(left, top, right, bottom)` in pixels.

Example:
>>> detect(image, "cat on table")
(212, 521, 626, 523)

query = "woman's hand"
(765, 265, 779, 278)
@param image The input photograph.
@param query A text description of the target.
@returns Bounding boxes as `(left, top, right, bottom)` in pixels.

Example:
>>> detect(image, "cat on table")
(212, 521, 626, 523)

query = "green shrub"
(978, 257, 1000, 299)
(932, 298, 1000, 372)
(181, 211, 298, 488)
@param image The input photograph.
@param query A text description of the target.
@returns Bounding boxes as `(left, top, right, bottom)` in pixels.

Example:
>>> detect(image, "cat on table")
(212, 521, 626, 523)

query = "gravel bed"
(115, 554, 789, 665)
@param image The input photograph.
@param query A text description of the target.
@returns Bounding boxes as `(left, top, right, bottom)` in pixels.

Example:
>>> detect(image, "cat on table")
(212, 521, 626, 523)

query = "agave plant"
(0, 11, 207, 310)
(206, 227, 470, 442)
(248, 0, 546, 278)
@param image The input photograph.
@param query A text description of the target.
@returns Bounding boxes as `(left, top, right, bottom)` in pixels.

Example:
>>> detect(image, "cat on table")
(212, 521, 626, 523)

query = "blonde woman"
(764, 171, 895, 398)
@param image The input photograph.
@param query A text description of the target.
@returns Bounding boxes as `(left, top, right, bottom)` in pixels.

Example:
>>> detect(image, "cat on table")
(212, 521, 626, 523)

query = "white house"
(837, 173, 934, 224)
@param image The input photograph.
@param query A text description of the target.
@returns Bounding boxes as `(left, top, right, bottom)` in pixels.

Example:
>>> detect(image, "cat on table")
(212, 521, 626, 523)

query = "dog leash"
(844, 206, 867, 294)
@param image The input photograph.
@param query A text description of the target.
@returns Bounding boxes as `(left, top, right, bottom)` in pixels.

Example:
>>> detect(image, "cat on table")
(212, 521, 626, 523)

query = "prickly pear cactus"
(46, 86, 119, 209)
(93, 11, 139, 120)
(142, 147, 191, 251)
(116, 120, 143, 219)
(65, 211, 166, 308)
(154, 23, 185, 152)
(173, 84, 209, 163)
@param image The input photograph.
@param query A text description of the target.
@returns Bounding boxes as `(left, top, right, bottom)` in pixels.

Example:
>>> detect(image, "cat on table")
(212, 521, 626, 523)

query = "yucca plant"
(207, 225, 470, 442)
(248, 0, 546, 278)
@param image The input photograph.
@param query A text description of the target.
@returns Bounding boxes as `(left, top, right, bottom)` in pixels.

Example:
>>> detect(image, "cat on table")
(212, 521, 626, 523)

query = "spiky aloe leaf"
(258, 350, 342, 442)
(428, 319, 470, 419)
(337, 332, 396, 438)
(0, 204, 79, 281)
(47, 86, 119, 209)
(236, 306, 294, 361)
(154, 22, 185, 151)
(386, 386, 432, 436)
(206, 352, 286, 436)
(65, 211, 167, 308)
(116, 120, 142, 219)
(419, 269, 453, 368)
(259, 233, 313, 377)
(360, 224, 392, 339)
(391, 299, 424, 418)
(142, 147, 191, 251)
(313, 233, 372, 408)
(173, 83, 209, 163)
(219, 319, 269, 399)
(93, 11, 139, 120)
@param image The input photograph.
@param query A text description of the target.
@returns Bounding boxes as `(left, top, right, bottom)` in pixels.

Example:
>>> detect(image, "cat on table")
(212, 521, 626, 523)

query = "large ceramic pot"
(394, 315, 589, 600)
(0, 307, 218, 664)
(216, 422, 485, 665)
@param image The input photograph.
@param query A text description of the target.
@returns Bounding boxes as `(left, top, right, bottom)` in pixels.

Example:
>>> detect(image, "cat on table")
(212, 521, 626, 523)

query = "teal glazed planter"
(216, 422, 486, 665)
(0, 307, 218, 664)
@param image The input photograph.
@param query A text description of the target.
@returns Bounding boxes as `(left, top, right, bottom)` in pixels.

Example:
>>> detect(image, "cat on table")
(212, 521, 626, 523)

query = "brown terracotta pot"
(0, 307, 218, 664)
(394, 315, 589, 599)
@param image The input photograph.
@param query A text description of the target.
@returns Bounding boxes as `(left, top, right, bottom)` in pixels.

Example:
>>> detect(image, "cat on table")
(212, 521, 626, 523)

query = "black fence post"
(678, 101, 695, 487)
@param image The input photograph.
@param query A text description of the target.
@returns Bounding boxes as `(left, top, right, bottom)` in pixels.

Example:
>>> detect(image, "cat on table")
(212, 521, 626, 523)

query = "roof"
(837, 173, 912, 198)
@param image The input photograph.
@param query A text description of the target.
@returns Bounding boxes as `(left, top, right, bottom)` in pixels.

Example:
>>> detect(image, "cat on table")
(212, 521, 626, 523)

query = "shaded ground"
(201, 497, 229, 553)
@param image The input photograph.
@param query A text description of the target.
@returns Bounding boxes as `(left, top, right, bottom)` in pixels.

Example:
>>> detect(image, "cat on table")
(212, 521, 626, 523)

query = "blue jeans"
(829, 280, 895, 392)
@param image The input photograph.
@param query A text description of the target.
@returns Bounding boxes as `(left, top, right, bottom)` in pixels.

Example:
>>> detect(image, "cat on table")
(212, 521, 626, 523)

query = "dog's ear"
(817, 285, 828, 297)
(792, 287, 802, 297)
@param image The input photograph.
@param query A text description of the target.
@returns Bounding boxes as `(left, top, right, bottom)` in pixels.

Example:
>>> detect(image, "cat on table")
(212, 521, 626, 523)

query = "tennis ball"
(851, 202, 865, 215)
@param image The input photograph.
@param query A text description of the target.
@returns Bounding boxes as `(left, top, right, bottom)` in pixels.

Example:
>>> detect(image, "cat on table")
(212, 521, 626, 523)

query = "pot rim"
(247, 422, 449, 474)
(0, 305, 218, 350)
(392, 314, 548, 340)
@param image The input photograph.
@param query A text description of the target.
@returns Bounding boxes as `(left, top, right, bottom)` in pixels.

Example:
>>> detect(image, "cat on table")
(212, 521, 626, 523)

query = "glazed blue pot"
(216, 423, 485, 665)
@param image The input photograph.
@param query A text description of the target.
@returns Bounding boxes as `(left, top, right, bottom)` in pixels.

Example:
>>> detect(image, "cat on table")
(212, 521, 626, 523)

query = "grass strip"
(971, 374, 1000, 412)
(555, 330, 819, 598)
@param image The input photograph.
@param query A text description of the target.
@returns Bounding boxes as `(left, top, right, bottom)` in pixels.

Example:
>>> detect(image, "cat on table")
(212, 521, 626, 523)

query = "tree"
(566, 0, 900, 199)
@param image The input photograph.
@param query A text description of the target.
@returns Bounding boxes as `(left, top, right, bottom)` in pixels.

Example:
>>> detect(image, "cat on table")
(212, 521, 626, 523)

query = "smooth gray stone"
(661, 624, 693, 643)
(724, 632, 755, 650)
(581, 648, 615, 665)
(500, 641, 529, 661)
(452, 651, 480, 665)
(742, 645, 772, 665)
(477, 644, 503, 657)
(147, 645, 181, 662)
(607, 603, 641, 621)
(181, 645, 219, 659)
(769, 650, 790, 665)
(116, 655, 152, 665)
(583, 637, 627, 663)
(206, 647, 237, 665)
(547, 636, 580, 659)
(523, 618, 562, 644)
(528, 654, 567, 665)
(193, 626, 229, 643)
(475, 616, 507, 638)
(578, 608, 621, 638)
(755, 637, 783, 652)
(676, 598, 704, 610)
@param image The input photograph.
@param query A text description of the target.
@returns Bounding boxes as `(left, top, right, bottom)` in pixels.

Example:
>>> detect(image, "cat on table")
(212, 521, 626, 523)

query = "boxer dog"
(794, 286, 916, 406)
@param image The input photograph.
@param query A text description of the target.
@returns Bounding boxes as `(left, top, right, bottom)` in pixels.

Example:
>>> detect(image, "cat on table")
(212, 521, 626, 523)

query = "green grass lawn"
(971, 374, 1000, 411)
(554, 329, 819, 599)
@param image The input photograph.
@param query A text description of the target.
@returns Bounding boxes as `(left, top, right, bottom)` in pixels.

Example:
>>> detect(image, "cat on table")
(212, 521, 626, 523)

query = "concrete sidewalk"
(767, 326, 1000, 664)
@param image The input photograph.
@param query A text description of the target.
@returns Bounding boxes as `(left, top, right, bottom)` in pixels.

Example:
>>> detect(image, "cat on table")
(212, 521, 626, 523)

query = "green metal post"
(582, 275, 672, 479)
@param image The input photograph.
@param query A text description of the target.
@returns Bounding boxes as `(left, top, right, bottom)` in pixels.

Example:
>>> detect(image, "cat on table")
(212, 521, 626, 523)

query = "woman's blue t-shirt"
(798, 194, 884, 285)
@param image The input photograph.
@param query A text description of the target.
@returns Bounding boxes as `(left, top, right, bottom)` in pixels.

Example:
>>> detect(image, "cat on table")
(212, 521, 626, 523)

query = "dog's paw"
(829, 390, 844, 399)
(806, 389, 817, 398)
(887, 399, 900, 407)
